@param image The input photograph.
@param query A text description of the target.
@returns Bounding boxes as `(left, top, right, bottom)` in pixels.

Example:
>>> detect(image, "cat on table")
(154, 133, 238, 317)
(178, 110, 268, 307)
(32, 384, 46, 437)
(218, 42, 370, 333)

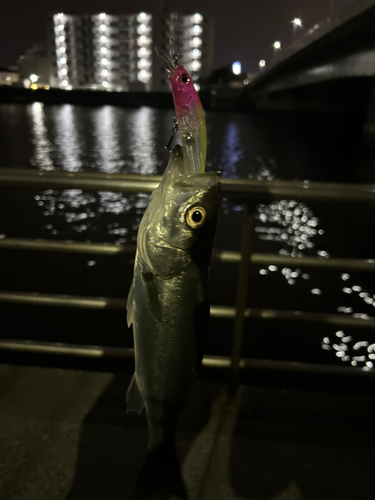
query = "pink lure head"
(155, 46, 207, 172)
(169, 65, 203, 136)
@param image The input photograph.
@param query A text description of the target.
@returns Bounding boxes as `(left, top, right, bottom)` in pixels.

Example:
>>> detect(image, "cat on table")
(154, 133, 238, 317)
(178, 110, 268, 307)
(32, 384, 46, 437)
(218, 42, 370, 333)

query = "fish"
(126, 57, 221, 499)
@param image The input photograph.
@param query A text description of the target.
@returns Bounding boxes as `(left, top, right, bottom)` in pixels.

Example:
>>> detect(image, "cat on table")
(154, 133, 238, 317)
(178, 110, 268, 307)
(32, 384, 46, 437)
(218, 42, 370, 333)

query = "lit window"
(190, 60, 201, 71)
(192, 25, 202, 36)
(137, 35, 151, 46)
(191, 37, 202, 48)
(138, 69, 151, 83)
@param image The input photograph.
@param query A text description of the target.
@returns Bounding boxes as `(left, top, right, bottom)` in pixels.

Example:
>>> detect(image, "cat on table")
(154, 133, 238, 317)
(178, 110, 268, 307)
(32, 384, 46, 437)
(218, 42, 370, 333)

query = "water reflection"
(128, 107, 158, 174)
(322, 330, 375, 371)
(256, 198, 325, 286)
(256, 200, 321, 254)
(322, 272, 375, 370)
(35, 106, 159, 241)
(38, 188, 150, 243)
(53, 105, 84, 171)
(92, 106, 125, 173)
(29, 102, 54, 170)
(219, 122, 242, 179)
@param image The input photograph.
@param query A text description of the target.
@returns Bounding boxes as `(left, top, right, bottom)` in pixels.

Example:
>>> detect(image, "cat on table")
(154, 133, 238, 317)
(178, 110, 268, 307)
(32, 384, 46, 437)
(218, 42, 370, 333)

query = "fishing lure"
(157, 48, 207, 174)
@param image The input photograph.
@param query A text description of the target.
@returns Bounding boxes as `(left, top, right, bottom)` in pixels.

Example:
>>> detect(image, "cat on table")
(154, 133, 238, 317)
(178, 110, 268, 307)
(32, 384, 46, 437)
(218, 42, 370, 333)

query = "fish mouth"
(155, 47, 178, 74)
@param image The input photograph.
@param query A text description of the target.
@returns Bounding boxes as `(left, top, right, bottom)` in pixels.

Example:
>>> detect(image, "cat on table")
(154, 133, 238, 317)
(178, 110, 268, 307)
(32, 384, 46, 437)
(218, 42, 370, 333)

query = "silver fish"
(127, 145, 221, 499)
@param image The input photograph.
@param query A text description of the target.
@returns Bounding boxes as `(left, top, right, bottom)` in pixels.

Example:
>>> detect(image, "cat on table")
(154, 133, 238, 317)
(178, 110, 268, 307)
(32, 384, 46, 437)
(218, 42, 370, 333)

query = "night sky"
(1, 0, 329, 72)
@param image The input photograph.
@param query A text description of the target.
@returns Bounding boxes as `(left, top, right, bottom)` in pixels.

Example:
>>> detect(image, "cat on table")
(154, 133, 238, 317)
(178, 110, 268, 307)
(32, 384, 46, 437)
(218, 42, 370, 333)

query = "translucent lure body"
(169, 65, 207, 174)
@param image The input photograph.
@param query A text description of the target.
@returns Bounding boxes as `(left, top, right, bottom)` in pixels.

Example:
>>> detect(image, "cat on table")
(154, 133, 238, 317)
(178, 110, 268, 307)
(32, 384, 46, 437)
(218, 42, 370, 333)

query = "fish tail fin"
(135, 438, 187, 500)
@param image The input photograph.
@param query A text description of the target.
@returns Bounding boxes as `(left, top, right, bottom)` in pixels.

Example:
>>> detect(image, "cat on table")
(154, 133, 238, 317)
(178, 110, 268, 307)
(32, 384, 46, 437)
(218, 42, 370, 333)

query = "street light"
(292, 18, 302, 27)
(259, 59, 266, 72)
(232, 61, 241, 75)
(292, 18, 303, 41)
(273, 41, 281, 58)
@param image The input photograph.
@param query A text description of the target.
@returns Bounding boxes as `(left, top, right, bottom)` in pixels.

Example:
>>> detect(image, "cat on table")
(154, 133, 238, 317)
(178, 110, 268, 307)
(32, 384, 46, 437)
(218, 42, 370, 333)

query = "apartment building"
(49, 11, 214, 91)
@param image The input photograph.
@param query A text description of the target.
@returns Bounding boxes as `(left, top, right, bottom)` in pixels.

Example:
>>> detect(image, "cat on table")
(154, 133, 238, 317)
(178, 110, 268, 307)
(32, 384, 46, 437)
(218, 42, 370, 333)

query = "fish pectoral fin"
(126, 375, 145, 414)
(126, 280, 135, 328)
(142, 271, 162, 322)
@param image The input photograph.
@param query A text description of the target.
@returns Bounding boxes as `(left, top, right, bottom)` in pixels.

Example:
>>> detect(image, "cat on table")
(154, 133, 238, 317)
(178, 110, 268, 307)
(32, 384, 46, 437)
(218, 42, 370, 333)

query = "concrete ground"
(0, 364, 375, 500)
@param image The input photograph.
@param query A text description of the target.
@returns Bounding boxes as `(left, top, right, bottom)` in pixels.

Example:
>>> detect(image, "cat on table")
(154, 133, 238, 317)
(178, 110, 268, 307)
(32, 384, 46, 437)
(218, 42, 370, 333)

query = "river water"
(1, 102, 375, 371)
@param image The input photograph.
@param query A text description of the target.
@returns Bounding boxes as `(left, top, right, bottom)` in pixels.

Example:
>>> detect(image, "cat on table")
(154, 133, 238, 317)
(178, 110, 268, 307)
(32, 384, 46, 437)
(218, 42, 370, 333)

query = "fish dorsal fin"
(126, 375, 144, 414)
(126, 279, 135, 328)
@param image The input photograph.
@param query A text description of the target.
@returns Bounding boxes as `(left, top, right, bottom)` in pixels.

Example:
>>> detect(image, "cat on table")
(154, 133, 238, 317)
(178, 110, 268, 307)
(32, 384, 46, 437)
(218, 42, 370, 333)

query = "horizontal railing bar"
(0, 339, 134, 358)
(0, 171, 159, 194)
(0, 238, 136, 255)
(0, 339, 373, 377)
(1, 291, 375, 328)
(0, 168, 163, 182)
(1, 238, 375, 272)
(0, 291, 126, 309)
(1, 169, 375, 202)
(215, 250, 375, 271)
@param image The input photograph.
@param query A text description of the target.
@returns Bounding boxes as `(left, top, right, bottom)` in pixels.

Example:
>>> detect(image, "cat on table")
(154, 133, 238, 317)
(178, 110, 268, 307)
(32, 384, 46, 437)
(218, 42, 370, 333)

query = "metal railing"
(1, 168, 375, 390)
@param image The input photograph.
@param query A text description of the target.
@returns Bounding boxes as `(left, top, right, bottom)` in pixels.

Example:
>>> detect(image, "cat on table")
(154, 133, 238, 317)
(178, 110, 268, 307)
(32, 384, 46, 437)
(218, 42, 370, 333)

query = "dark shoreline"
(0, 85, 248, 111)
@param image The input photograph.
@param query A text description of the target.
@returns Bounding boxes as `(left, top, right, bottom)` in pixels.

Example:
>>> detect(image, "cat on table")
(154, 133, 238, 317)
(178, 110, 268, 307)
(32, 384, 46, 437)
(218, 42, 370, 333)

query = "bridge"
(247, 0, 375, 114)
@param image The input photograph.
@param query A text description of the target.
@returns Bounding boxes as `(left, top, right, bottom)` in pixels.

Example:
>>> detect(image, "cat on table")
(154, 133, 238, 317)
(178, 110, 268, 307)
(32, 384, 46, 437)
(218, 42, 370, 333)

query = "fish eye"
(182, 73, 190, 83)
(186, 206, 206, 229)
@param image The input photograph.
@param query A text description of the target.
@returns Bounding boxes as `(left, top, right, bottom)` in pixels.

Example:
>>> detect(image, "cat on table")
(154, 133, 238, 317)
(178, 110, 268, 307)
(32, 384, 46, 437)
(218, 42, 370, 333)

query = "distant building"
(48, 11, 214, 92)
(152, 12, 214, 92)
(0, 67, 19, 86)
(18, 42, 52, 88)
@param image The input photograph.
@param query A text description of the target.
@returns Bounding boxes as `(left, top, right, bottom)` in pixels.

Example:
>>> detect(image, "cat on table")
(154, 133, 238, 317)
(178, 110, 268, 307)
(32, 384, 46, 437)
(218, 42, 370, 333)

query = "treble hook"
(165, 116, 179, 153)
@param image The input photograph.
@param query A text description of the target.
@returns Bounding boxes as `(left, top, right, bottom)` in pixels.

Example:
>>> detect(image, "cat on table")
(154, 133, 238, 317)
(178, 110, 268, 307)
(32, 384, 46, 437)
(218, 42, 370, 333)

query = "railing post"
(228, 202, 257, 399)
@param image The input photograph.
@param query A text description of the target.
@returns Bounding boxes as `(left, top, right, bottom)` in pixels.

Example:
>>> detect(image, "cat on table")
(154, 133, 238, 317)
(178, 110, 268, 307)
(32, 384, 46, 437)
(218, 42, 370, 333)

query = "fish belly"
(133, 261, 204, 425)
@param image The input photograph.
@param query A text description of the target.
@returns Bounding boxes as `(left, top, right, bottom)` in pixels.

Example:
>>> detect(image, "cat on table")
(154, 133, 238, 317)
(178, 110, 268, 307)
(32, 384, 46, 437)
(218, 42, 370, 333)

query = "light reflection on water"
(25, 104, 375, 369)
(29, 102, 54, 170)
(30, 104, 158, 243)
(92, 106, 125, 173)
(128, 106, 158, 175)
(322, 272, 375, 371)
(219, 122, 242, 179)
(53, 105, 84, 172)
(36, 189, 150, 244)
